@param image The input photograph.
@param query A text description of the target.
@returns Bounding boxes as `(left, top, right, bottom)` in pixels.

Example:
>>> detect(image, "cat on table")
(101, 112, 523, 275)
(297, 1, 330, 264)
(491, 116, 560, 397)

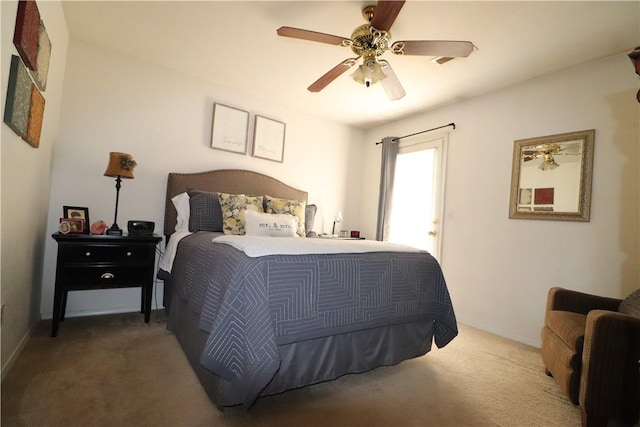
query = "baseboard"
(1, 319, 40, 381)
(40, 305, 154, 320)
(40, 299, 165, 320)
(457, 318, 541, 348)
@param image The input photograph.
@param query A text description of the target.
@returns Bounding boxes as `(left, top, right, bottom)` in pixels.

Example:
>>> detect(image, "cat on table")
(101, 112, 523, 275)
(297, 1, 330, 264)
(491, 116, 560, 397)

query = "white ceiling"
(62, 1, 639, 129)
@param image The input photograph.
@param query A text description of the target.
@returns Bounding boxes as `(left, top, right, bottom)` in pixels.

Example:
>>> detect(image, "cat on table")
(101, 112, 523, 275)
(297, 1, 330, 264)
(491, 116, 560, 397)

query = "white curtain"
(376, 136, 399, 241)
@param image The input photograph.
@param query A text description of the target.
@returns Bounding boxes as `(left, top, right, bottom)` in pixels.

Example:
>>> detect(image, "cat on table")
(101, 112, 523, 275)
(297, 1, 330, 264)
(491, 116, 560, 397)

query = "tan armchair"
(541, 287, 640, 427)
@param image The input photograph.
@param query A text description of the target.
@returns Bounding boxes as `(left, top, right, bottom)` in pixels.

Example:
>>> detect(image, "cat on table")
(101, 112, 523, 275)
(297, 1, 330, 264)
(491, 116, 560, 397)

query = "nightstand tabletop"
(52, 233, 162, 243)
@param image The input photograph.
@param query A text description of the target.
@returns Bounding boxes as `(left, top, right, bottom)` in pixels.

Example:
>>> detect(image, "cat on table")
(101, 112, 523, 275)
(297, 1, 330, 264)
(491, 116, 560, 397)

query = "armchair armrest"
(580, 310, 640, 423)
(546, 287, 622, 315)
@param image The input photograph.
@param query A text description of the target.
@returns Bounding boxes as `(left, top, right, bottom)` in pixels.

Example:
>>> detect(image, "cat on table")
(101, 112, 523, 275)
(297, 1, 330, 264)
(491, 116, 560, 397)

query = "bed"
(159, 169, 457, 409)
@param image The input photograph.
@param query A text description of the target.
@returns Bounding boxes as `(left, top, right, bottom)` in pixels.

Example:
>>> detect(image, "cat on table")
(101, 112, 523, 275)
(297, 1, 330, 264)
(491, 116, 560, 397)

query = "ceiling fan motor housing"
(350, 24, 391, 58)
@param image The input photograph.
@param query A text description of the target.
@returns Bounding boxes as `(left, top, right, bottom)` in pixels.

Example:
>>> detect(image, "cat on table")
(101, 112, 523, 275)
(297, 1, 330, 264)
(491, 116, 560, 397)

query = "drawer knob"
(126, 252, 132, 257)
(85, 252, 91, 257)
(101, 273, 115, 279)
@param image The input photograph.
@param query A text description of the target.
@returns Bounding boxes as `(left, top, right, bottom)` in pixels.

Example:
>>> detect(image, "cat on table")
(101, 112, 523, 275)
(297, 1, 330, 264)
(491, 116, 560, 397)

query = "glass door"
(387, 135, 447, 259)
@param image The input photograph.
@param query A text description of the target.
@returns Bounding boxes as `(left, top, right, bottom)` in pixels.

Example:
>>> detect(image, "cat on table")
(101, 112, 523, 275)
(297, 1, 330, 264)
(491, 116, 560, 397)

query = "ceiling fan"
(522, 143, 581, 170)
(276, 0, 475, 100)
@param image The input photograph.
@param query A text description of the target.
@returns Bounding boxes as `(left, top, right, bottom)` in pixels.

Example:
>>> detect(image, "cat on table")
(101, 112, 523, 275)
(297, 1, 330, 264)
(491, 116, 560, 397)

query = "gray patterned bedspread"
(168, 232, 457, 407)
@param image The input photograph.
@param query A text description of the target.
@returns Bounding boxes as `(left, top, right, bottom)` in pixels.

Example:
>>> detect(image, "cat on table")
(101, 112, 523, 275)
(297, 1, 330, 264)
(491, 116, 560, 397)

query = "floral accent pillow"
(264, 195, 306, 237)
(217, 193, 264, 235)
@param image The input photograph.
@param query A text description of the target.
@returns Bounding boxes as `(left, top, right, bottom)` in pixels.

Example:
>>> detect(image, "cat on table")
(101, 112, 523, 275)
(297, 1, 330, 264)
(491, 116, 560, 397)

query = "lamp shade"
(104, 152, 136, 179)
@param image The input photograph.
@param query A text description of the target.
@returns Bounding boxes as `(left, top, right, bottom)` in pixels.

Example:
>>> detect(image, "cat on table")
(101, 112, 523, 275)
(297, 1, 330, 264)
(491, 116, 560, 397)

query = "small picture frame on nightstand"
(63, 206, 90, 234)
(59, 218, 85, 234)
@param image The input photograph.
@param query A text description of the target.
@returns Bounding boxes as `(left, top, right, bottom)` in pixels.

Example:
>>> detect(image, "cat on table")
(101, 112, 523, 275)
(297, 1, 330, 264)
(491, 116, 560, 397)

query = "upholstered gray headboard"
(164, 169, 308, 237)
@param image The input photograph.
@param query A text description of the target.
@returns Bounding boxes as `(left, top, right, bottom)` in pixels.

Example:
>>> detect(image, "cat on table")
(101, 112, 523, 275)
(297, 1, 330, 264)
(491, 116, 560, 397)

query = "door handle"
(101, 273, 115, 279)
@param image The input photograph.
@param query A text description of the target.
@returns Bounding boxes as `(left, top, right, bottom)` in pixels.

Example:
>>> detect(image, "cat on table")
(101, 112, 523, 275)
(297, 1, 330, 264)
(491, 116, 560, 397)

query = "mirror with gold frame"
(509, 129, 594, 221)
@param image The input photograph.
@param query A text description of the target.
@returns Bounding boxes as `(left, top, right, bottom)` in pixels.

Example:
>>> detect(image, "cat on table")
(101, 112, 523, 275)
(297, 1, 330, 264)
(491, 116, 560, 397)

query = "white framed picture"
(252, 115, 285, 163)
(210, 103, 249, 154)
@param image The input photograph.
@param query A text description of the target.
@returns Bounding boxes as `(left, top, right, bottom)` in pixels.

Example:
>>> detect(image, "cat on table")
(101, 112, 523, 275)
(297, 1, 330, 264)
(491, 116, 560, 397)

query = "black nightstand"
(51, 233, 162, 337)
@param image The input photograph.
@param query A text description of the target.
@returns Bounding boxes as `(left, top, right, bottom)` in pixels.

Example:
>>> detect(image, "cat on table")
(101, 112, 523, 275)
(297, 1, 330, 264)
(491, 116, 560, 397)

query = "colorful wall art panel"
(25, 84, 45, 148)
(13, 0, 41, 71)
(29, 20, 51, 91)
(4, 55, 33, 138)
(5, 1, 50, 147)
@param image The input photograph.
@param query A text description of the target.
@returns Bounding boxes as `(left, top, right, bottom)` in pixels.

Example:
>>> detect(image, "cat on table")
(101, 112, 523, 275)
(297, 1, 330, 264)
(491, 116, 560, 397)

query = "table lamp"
(332, 211, 343, 236)
(103, 152, 136, 236)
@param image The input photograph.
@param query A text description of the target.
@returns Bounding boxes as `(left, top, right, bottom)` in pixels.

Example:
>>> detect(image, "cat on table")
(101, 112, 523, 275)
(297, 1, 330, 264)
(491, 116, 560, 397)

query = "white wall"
(40, 39, 364, 319)
(1, 0, 69, 376)
(360, 54, 639, 347)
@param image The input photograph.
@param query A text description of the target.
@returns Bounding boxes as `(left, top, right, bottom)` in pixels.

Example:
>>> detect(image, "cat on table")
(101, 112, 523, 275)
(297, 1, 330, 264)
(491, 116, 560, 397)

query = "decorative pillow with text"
(244, 210, 298, 237)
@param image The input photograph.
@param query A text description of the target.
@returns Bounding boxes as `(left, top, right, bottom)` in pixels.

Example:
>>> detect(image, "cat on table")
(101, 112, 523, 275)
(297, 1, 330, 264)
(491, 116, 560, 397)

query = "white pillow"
(172, 192, 190, 232)
(244, 210, 299, 237)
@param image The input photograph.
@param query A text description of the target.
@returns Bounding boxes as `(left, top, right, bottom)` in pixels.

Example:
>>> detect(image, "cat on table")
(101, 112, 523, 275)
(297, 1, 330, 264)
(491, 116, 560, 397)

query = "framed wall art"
(210, 103, 249, 154)
(63, 206, 90, 234)
(252, 115, 286, 163)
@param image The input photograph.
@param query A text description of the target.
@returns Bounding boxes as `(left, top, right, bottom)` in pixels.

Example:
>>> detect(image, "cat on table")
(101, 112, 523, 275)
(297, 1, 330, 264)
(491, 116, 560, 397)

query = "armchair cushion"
(619, 289, 640, 317)
(545, 310, 587, 355)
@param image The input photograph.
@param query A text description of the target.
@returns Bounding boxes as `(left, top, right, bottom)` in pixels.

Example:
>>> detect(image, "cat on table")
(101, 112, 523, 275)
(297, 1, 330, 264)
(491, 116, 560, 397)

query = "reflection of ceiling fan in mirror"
(276, 0, 475, 100)
(522, 143, 582, 171)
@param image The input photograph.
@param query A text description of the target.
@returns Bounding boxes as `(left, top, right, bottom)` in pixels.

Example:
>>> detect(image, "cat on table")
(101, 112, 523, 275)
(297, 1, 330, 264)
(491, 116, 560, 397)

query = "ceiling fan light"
(379, 60, 406, 100)
(539, 154, 559, 171)
(351, 57, 387, 87)
(350, 66, 366, 85)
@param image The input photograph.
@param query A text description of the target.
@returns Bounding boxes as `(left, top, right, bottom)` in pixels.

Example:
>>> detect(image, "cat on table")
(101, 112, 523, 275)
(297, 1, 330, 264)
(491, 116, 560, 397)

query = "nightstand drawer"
(61, 244, 152, 264)
(64, 265, 148, 289)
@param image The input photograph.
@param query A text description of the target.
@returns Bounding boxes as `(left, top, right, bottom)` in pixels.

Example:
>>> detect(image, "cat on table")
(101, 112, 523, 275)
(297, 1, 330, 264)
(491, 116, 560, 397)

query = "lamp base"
(106, 225, 123, 236)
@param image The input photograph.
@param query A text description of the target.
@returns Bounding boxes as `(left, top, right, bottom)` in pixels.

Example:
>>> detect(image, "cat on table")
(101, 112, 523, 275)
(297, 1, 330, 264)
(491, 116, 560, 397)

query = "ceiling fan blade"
(277, 26, 350, 46)
(392, 40, 475, 57)
(556, 142, 582, 153)
(379, 60, 405, 100)
(371, 1, 406, 32)
(308, 58, 359, 92)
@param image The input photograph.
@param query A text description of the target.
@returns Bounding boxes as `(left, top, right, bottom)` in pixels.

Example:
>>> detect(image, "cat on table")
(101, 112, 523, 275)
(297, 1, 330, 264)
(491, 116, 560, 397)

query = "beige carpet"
(1, 311, 581, 427)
